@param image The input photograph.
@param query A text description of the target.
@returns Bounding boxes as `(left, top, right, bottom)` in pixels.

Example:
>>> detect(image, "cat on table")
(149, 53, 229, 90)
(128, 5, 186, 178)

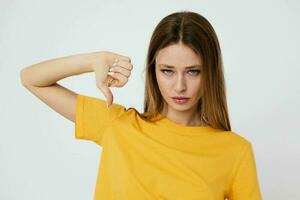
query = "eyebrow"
(158, 64, 201, 69)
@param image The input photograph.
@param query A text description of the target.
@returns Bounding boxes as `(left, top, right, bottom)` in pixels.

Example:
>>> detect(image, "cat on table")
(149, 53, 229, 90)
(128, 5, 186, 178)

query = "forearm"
(20, 52, 97, 87)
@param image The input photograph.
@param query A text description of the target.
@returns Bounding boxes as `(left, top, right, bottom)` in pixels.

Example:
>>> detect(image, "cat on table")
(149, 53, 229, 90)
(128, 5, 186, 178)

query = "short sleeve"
(75, 94, 127, 146)
(227, 142, 263, 200)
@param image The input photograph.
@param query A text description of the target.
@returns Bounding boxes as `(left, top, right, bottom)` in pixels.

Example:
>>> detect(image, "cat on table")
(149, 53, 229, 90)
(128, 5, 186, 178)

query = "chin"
(168, 101, 193, 111)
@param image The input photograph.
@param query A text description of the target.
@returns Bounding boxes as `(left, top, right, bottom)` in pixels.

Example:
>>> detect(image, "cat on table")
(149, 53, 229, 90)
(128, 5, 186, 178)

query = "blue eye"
(188, 70, 200, 75)
(161, 69, 173, 75)
(161, 69, 200, 76)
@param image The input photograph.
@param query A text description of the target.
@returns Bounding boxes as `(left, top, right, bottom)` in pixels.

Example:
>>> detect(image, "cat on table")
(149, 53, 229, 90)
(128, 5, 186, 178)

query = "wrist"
(87, 51, 106, 72)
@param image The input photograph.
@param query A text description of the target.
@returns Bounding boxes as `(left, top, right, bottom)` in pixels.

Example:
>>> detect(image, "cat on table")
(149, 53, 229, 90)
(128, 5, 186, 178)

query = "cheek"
(156, 74, 171, 95)
(189, 78, 202, 94)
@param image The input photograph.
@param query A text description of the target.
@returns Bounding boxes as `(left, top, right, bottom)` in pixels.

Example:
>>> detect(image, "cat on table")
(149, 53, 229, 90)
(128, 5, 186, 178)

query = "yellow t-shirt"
(75, 94, 262, 200)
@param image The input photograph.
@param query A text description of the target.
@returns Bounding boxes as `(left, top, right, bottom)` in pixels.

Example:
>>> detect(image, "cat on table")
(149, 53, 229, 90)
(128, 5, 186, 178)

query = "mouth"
(172, 96, 190, 100)
(171, 97, 190, 104)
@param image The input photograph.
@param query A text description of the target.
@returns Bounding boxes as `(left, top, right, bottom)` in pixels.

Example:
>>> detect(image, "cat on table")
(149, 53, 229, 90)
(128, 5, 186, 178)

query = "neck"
(161, 106, 207, 126)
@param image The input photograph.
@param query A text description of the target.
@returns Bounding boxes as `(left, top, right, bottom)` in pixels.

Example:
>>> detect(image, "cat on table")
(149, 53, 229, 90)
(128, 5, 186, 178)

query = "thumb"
(99, 84, 114, 108)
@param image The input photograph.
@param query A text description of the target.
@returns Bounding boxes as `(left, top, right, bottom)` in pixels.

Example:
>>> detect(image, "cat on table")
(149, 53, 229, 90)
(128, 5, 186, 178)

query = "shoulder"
(215, 130, 253, 153)
(224, 130, 251, 145)
(116, 106, 139, 119)
(217, 131, 256, 171)
(77, 93, 136, 121)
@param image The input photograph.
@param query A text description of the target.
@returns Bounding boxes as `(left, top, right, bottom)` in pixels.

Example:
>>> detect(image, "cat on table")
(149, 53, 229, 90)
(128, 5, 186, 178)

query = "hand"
(90, 51, 133, 107)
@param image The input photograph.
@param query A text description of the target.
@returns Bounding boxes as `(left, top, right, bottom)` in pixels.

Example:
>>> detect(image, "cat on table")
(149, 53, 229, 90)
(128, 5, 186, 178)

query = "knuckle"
(129, 64, 133, 70)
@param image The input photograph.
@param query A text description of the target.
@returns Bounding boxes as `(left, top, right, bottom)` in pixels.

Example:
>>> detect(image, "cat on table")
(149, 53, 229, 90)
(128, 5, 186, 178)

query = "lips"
(171, 97, 190, 104)
(172, 97, 189, 100)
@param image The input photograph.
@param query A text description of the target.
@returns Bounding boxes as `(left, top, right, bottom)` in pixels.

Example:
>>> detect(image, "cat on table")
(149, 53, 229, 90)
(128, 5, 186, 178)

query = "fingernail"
(109, 67, 114, 72)
(107, 72, 114, 75)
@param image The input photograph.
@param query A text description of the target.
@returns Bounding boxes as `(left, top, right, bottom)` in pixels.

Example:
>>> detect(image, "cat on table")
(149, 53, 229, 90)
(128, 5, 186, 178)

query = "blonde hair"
(138, 10, 231, 131)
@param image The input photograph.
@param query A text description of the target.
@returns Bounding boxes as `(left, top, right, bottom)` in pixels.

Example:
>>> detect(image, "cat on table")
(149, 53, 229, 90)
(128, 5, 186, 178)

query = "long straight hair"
(138, 11, 231, 131)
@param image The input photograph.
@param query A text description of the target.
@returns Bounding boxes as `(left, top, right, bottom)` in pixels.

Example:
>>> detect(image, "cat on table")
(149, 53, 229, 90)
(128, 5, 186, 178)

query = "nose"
(174, 74, 187, 93)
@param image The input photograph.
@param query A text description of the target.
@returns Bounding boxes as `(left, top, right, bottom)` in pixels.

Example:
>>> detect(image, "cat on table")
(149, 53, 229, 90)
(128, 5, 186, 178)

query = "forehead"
(155, 43, 202, 68)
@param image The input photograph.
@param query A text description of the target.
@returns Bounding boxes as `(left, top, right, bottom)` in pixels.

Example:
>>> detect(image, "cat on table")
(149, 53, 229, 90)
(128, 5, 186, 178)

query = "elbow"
(20, 68, 30, 86)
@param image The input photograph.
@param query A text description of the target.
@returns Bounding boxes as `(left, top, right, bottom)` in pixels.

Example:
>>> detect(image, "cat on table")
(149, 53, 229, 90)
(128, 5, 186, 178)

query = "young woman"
(20, 11, 262, 200)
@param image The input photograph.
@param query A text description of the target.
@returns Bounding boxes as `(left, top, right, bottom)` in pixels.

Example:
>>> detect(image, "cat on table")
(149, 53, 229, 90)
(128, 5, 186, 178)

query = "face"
(155, 43, 203, 115)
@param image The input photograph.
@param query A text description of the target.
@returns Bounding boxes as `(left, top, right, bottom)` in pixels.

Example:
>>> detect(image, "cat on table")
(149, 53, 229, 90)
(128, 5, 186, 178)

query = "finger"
(114, 54, 131, 63)
(110, 59, 133, 71)
(110, 79, 118, 87)
(108, 65, 131, 78)
(98, 83, 114, 107)
(107, 76, 115, 87)
(94, 69, 114, 106)
(107, 71, 128, 86)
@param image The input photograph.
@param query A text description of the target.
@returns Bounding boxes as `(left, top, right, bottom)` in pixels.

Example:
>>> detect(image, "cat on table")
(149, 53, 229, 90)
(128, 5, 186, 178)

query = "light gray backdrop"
(1, 0, 299, 199)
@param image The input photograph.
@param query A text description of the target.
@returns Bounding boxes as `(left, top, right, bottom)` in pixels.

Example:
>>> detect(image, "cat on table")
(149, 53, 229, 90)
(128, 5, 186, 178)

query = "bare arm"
(20, 51, 132, 123)
(20, 52, 94, 86)
(20, 52, 96, 122)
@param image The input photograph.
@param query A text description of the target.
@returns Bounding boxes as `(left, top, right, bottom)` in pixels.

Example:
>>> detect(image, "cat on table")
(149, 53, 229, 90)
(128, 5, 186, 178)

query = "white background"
(0, 0, 299, 199)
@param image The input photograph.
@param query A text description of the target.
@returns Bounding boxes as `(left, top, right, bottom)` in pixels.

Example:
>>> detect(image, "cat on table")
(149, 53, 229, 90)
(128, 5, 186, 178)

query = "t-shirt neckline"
(154, 113, 220, 135)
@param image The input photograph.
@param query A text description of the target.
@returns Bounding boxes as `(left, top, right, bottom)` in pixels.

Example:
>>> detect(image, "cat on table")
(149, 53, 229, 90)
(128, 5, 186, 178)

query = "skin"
(155, 42, 207, 126)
